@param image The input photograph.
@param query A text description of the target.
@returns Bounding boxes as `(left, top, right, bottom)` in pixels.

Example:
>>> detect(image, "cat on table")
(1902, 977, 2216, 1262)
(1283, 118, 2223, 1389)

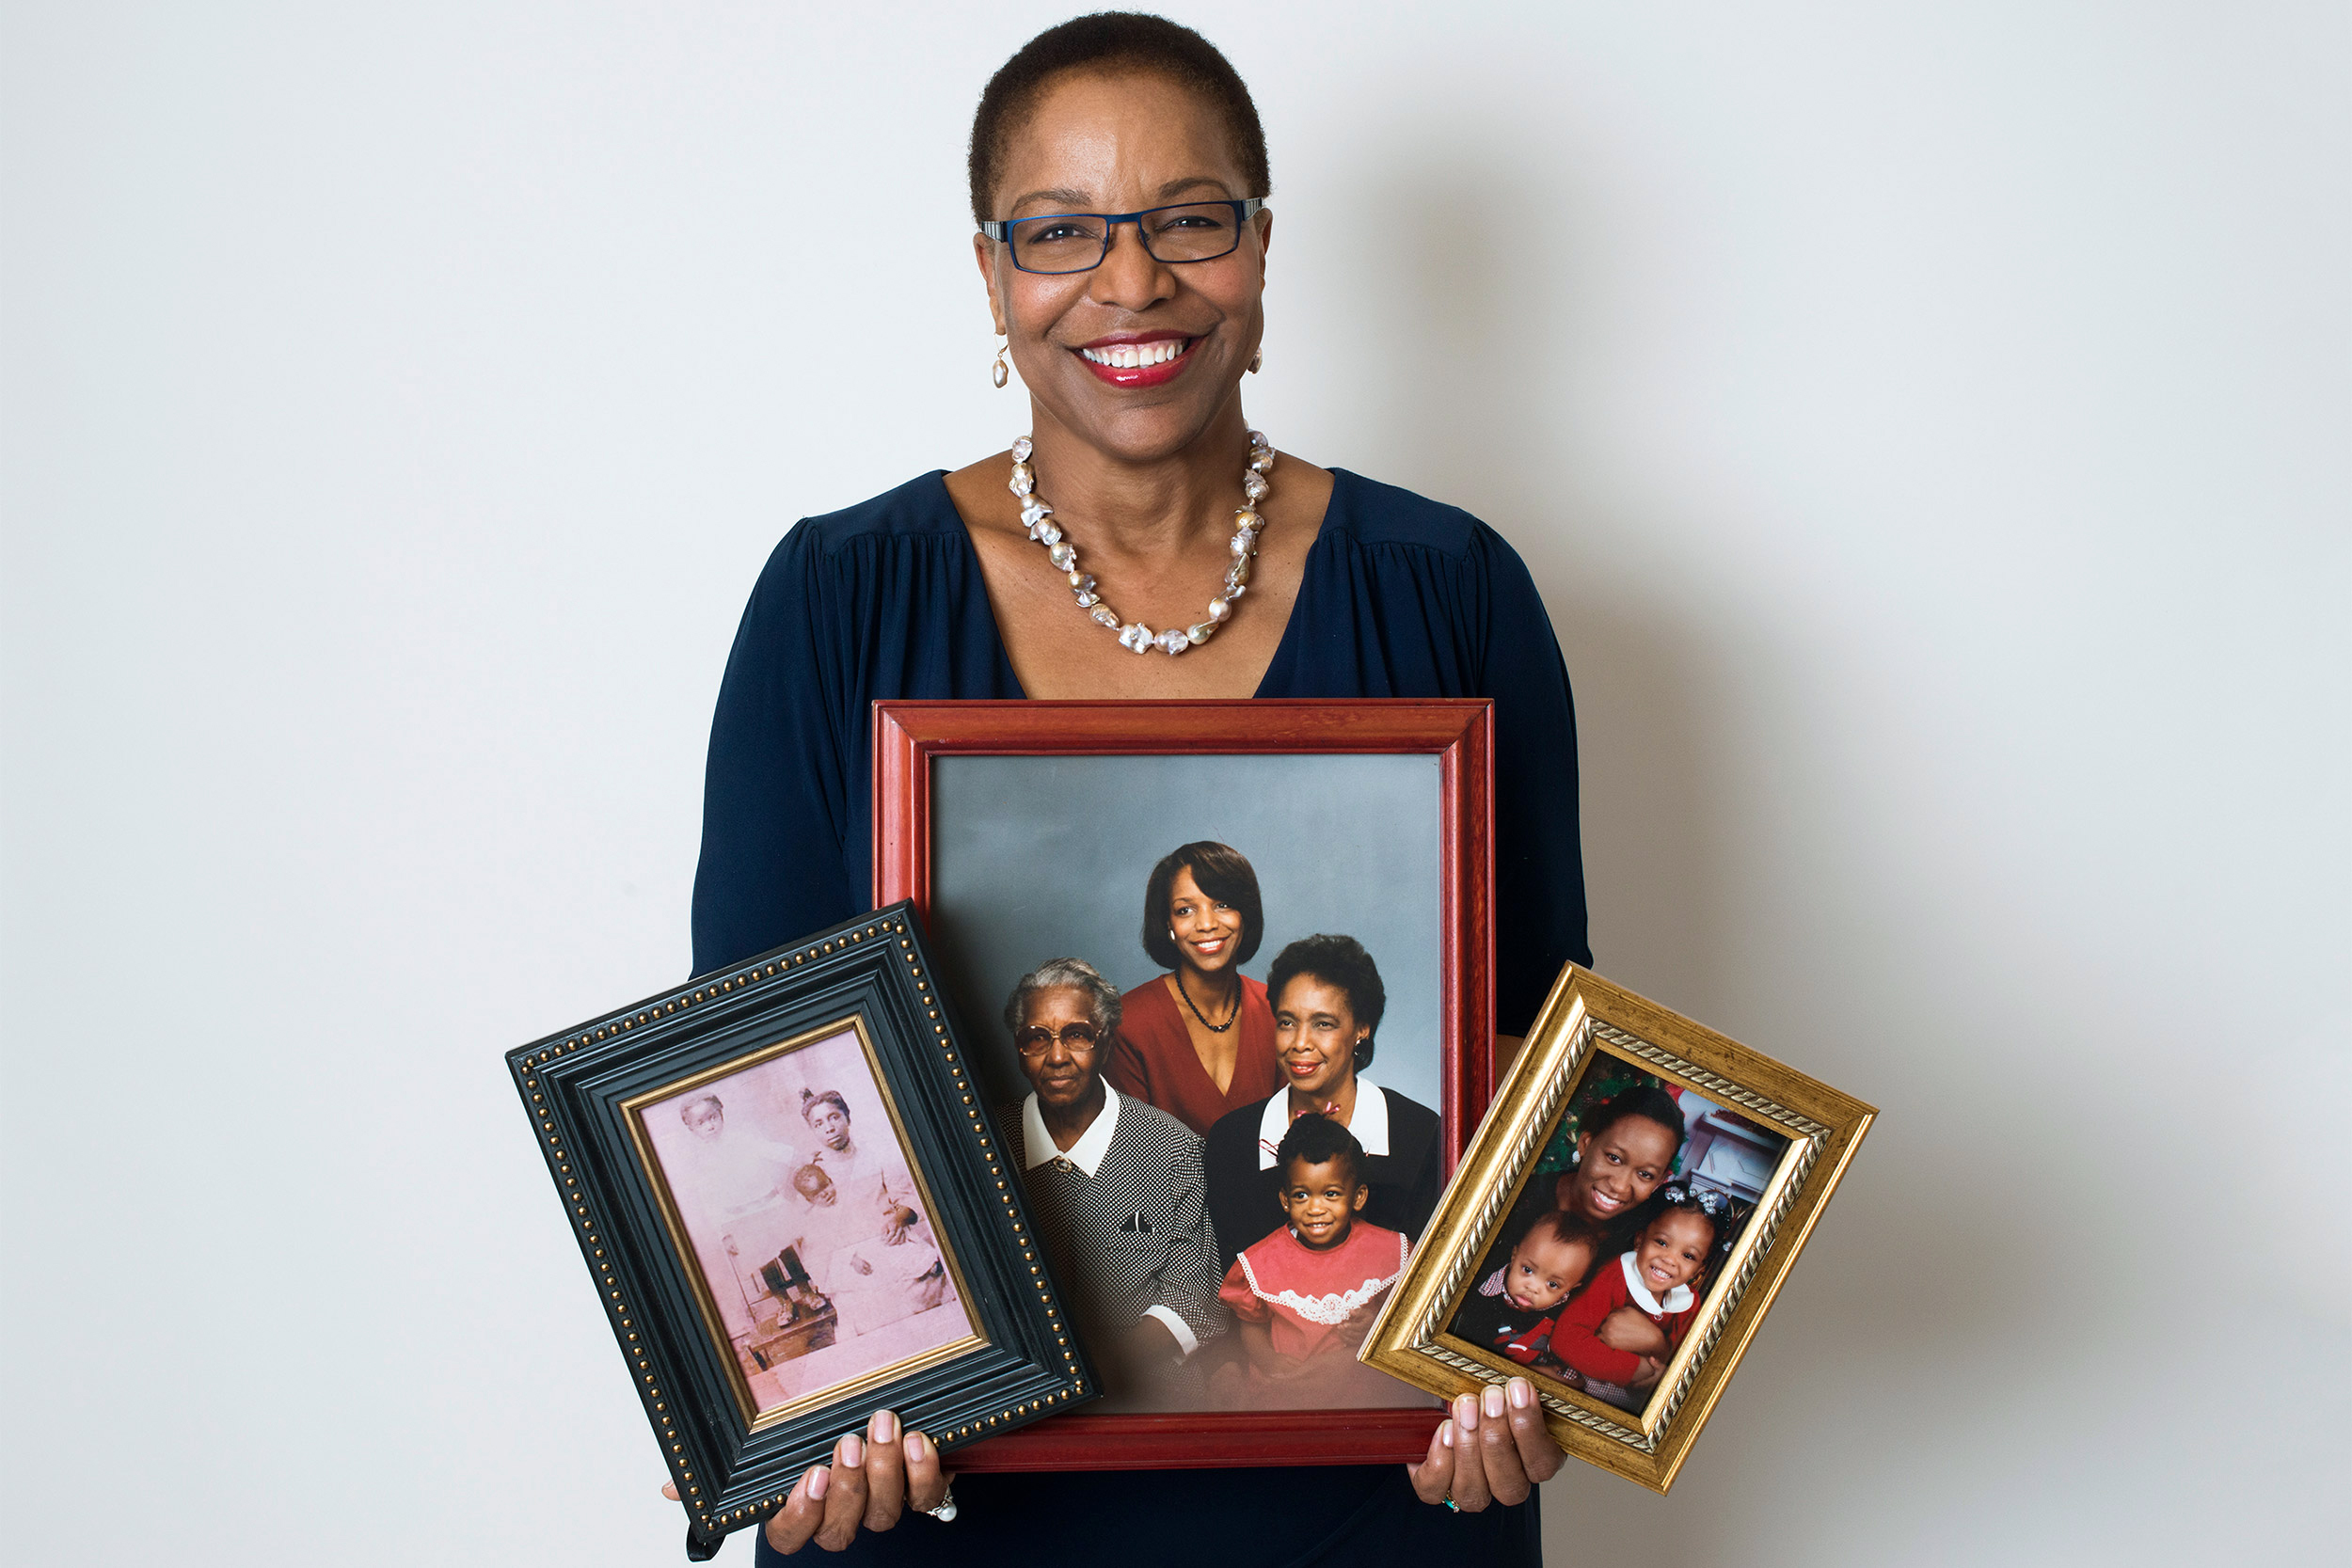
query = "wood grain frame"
(872, 699, 1495, 1470)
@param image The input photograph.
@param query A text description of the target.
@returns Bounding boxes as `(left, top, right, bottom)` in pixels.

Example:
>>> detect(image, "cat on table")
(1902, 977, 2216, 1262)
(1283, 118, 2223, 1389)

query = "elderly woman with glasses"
(690, 10, 1589, 1560)
(997, 958, 1226, 1410)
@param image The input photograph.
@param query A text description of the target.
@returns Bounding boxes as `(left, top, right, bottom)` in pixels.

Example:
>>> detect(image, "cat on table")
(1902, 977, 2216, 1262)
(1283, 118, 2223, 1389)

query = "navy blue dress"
(693, 467, 1588, 1567)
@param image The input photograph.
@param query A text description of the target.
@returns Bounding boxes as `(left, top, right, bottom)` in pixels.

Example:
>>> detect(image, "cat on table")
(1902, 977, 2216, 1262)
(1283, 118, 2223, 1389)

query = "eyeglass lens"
(1009, 203, 1245, 274)
(1017, 1023, 1102, 1053)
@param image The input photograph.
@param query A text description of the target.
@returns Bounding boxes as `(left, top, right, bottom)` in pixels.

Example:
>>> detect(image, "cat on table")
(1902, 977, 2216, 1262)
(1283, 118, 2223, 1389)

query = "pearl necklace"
(1008, 430, 1274, 657)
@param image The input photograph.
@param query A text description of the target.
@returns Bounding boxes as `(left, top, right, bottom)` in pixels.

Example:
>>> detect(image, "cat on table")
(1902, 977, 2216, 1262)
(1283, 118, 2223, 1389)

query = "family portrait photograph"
(14, 2, 2334, 1564)
(628, 1019, 980, 1424)
(922, 749, 1451, 1414)
(1443, 1047, 1791, 1418)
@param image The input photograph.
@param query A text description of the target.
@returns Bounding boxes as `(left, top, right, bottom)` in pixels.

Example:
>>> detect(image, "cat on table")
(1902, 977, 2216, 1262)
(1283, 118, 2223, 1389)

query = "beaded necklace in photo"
(1008, 430, 1274, 657)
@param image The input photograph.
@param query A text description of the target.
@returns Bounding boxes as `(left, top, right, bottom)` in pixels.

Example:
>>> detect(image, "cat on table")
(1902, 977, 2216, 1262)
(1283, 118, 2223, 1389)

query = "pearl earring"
(1247, 347, 1263, 374)
(991, 337, 1010, 389)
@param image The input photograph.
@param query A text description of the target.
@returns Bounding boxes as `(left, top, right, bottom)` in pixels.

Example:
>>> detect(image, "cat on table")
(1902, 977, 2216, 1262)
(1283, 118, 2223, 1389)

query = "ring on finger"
(924, 1481, 958, 1522)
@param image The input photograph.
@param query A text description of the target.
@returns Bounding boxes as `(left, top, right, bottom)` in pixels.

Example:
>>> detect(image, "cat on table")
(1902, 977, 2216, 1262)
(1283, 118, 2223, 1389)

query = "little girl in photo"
(1213, 1115, 1408, 1408)
(1547, 1183, 1733, 1408)
(791, 1164, 948, 1334)
(1450, 1210, 1596, 1378)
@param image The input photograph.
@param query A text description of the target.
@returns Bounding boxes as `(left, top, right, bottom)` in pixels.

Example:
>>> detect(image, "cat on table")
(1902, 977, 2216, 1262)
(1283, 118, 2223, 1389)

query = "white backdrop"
(3, 3, 2344, 1564)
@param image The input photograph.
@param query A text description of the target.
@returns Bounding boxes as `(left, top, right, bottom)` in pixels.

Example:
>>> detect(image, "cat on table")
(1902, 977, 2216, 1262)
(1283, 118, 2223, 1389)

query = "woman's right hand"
(659, 1409, 949, 1554)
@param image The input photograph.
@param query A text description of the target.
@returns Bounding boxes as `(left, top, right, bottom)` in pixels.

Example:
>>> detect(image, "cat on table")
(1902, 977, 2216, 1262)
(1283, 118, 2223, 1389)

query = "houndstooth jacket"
(999, 1084, 1228, 1354)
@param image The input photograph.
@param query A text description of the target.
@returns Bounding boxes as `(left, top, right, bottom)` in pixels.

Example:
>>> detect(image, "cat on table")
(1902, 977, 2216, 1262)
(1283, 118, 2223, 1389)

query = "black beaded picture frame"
(509, 902, 1097, 1559)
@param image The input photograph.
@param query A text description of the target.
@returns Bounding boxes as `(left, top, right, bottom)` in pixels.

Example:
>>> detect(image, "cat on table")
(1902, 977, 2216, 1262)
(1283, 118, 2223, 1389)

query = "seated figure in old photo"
(799, 1087, 920, 1242)
(997, 958, 1226, 1410)
(1212, 1114, 1408, 1408)
(788, 1162, 949, 1336)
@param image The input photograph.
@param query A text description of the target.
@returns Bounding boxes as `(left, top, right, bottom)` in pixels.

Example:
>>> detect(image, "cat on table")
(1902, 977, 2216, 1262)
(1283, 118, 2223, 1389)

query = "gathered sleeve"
(1217, 1256, 1270, 1325)
(1464, 522, 1594, 1033)
(691, 523, 858, 976)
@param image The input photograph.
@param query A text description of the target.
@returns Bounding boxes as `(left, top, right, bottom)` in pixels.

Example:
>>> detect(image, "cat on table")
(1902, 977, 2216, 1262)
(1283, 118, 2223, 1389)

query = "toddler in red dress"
(1213, 1114, 1407, 1408)
(1547, 1183, 1734, 1407)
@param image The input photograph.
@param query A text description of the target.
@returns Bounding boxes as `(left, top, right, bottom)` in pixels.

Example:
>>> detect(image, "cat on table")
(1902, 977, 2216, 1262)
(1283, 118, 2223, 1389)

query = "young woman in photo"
(1104, 840, 1282, 1137)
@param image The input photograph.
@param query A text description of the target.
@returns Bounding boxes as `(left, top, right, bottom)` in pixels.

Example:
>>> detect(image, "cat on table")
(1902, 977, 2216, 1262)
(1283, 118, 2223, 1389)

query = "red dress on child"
(1547, 1249, 1700, 1385)
(1106, 974, 1281, 1138)
(1217, 1220, 1409, 1404)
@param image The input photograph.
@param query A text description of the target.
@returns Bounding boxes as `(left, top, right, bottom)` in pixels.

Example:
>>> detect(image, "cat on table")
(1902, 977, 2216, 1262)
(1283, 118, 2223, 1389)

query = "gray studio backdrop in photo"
(928, 752, 1444, 1115)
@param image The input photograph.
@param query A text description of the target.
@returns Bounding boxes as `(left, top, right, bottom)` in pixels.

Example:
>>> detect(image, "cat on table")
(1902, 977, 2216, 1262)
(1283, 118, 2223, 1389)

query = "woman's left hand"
(1406, 1379, 1562, 1512)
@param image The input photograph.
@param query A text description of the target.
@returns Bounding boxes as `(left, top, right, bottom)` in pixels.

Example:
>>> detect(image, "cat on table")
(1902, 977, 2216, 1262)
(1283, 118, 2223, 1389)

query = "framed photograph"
(1360, 962, 1875, 1491)
(509, 903, 1096, 1558)
(871, 698, 1492, 1468)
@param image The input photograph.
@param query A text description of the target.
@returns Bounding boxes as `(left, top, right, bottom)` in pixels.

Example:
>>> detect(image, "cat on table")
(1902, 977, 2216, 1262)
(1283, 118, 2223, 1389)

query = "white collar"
(1254, 1076, 1391, 1169)
(1022, 1082, 1121, 1177)
(1618, 1248, 1695, 1314)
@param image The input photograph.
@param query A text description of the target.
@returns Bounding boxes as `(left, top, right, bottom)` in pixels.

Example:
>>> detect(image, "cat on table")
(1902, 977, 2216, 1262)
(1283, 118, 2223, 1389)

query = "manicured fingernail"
(1483, 1386, 1505, 1419)
(903, 1433, 924, 1465)
(872, 1409, 898, 1444)
(1454, 1393, 1478, 1429)
(1508, 1377, 1533, 1410)
(839, 1434, 864, 1467)
(805, 1465, 829, 1499)
(1440, 1420, 1455, 1449)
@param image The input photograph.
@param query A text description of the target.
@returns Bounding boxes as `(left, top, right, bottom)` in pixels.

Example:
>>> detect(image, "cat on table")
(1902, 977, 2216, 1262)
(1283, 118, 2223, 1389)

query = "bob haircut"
(967, 11, 1271, 225)
(1140, 841, 1265, 972)
(1264, 933, 1386, 1072)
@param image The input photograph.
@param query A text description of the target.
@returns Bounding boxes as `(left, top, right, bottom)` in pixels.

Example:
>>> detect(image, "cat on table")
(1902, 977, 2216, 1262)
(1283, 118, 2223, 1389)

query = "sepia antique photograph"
(629, 1019, 979, 1422)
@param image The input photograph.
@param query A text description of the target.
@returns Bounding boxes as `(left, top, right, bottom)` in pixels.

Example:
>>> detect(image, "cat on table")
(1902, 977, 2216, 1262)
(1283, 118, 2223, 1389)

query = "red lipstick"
(1073, 331, 1199, 388)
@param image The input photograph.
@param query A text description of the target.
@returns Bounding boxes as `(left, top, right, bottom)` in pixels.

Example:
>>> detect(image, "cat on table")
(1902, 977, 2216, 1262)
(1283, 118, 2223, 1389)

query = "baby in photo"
(791, 1164, 948, 1334)
(1450, 1210, 1596, 1379)
(1212, 1115, 1408, 1408)
(1548, 1183, 1733, 1408)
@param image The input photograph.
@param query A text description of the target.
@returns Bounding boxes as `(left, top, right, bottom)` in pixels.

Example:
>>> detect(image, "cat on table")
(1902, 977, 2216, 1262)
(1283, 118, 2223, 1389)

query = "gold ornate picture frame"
(1360, 962, 1874, 1491)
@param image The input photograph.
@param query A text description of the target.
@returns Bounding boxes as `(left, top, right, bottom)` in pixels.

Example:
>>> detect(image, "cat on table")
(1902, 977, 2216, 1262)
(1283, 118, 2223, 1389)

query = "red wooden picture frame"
(871, 699, 1494, 1469)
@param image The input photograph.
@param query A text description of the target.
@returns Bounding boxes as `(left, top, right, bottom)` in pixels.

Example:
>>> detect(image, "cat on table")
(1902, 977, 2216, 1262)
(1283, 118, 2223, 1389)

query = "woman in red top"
(1105, 840, 1282, 1136)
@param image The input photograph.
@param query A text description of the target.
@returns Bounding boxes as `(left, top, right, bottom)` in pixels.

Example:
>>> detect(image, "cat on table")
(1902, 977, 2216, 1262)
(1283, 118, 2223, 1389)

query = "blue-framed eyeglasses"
(979, 198, 1265, 276)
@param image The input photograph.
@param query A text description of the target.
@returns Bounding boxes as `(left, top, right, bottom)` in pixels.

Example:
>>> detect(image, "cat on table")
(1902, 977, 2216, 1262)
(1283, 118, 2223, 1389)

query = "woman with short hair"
(1201, 934, 1443, 1275)
(689, 10, 1588, 1558)
(997, 957, 1226, 1410)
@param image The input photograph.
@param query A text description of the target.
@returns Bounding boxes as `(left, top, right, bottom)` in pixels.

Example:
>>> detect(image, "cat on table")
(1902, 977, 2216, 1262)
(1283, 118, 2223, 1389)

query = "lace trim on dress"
(1237, 1233, 1410, 1325)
